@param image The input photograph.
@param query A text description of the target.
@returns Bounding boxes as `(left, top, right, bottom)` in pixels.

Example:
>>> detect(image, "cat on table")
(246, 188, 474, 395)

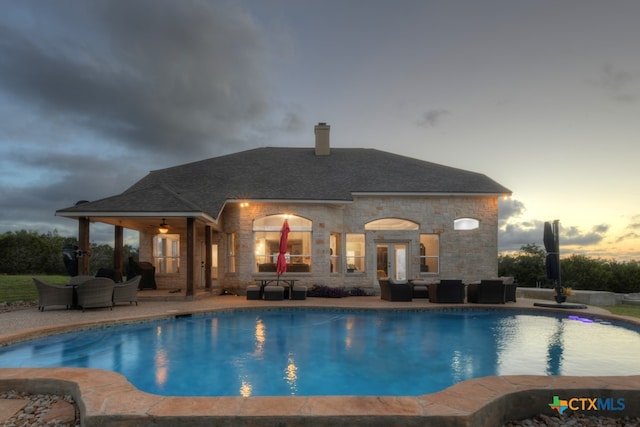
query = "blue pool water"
(1, 309, 639, 397)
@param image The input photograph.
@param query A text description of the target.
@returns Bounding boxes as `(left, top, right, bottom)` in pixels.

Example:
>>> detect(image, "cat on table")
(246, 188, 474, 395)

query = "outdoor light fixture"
(158, 219, 169, 234)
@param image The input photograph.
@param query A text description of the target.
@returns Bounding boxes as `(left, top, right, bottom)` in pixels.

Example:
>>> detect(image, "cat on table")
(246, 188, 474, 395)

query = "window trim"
(454, 218, 480, 231)
(152, 233, 180, 274)
(418, 234, 439, 275)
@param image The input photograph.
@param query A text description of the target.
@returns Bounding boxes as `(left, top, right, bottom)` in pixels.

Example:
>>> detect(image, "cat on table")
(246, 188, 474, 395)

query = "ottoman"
(264, 285, 285, 301)
(291, 286, 307, 300)
(412, 285, 429, 299)
(246, 285, 261, 300)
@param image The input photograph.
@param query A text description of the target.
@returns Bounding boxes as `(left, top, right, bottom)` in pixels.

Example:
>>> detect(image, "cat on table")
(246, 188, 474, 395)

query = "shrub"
(307, 285, 350, 298)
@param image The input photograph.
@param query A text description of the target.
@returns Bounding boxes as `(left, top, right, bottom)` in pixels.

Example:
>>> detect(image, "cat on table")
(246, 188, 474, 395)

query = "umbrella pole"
(553, 219, 564, 304)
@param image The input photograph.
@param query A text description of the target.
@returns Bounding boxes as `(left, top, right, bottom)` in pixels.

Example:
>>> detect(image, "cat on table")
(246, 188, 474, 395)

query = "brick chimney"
(314, 122, 330, 156)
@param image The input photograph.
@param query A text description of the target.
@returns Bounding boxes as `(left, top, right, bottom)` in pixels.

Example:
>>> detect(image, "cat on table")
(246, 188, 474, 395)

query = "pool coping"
(2, 299, 640, 426)
(2, 369, 638, 427)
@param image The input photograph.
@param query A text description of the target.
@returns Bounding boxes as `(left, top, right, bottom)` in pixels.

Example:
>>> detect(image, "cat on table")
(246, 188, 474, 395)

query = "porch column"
(114, 225, 124, 279)
(78, 217, 90, 275)
(205, 225, 212, 290)
(186, 217, 196, 299)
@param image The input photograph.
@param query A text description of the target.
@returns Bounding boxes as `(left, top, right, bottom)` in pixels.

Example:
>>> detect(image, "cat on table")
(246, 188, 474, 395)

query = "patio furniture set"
(246, 279, 308, 301)
(34, 275, 141, 312)
(379, 278, 517, 304)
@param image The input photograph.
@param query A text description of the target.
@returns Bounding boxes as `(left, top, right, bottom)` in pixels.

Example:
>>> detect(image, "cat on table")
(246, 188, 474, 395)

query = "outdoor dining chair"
(33, 277, 74, 311)
(76, 277, 115, 311)
(113, 275, 141, 305)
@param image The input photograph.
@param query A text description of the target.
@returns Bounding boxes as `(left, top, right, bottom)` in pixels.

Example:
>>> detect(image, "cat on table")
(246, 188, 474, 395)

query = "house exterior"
(56, 123, 511, 297)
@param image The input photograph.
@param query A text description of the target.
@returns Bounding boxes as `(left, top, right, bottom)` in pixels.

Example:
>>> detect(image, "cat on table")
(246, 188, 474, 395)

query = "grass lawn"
(0, 275, 70, 303)
(599, 304, 640, 319)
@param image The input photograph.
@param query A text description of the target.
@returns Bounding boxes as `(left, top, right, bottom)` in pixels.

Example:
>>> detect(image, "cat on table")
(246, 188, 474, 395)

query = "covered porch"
(56, 206, 221, 300)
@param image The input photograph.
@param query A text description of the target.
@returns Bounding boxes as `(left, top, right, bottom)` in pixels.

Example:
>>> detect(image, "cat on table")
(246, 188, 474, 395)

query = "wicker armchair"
(76, 277, 115, 311)
(68, 275, 94, 285)
(467, 280, 506, 304)
(428, 280, 466, 303)
(33, 278, 74, 311)
(113, 276, 141, 306)
(379, 279, 413, 301)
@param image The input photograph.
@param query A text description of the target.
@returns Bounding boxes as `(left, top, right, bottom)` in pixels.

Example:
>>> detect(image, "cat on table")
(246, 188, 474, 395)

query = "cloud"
(499, 198, 526, 222)
(498, 197, 611, 255)
(595, 63, 639, 104)
(616, 232, 640, 243)
(627, 215, 640, 230)
(0, 1, 273, 160)
(499, 221, 609, 253)
(416, 109, 450, 128)
(0, 1, 290, 235)
(560, 224, 609, 246)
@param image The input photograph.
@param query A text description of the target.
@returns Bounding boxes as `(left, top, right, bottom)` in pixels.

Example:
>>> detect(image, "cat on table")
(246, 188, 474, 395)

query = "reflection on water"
(254, 318, 266, 358)
(155, 349, 168, 388)
(546, 319, 565, 376)
(450, 350, 474, 383)
(239, 379, 252, 397)
(285, 353, 298, 394)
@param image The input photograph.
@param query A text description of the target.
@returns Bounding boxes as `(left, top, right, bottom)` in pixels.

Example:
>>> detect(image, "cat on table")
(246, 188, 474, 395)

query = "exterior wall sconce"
(240, 202, 250, 208)
(158, 219, 169, 234)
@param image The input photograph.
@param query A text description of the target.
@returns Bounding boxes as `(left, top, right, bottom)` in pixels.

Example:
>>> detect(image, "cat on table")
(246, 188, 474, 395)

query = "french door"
(376, 242, 408, 281)
(199, 243, 218, 288)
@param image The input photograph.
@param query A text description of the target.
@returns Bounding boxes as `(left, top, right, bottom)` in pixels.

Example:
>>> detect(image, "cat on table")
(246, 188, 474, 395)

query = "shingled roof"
(57, 147, 511, 220)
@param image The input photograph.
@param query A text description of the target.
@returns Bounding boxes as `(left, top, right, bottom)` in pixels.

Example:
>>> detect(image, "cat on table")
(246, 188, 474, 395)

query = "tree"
(0, 230, 76, 274)
(0, 230, 139, 276)
(498, 243, 547, 287)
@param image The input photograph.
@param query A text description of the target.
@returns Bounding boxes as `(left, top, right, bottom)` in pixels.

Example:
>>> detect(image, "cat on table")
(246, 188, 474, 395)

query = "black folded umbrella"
(543, 221, 556, 253)
(545, 253, 559, 281)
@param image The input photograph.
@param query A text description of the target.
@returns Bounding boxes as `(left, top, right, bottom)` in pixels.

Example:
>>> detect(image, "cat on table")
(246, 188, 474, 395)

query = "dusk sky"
(1, 0, 638, 260)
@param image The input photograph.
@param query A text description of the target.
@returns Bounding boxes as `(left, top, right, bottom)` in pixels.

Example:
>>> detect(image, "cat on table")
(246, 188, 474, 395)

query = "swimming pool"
(1, 308, 639, 397)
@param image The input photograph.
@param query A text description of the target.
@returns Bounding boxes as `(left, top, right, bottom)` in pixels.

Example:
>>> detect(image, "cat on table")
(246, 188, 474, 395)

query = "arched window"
(454, 218, 479, 231)
(365, 218, 419, 230)
(253, 214, 312, 272)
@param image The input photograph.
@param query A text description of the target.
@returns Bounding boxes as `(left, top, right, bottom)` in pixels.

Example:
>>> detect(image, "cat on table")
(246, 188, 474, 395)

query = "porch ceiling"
(69, 215, 220, 233)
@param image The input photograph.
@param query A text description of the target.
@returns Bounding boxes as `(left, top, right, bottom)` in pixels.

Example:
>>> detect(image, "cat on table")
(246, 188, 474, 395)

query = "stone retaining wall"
(517, 288, 624, 306)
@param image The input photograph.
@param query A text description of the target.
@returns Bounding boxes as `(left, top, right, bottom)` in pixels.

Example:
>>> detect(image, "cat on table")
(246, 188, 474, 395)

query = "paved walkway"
(1, 293, 638, 427)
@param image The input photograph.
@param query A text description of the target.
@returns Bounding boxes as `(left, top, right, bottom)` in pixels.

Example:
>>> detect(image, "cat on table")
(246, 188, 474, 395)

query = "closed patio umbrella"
(276, 219, 290, 284)
(543, 221, 556, 254)
(544, 221, 559, 281)
(543, 220, 564, 303)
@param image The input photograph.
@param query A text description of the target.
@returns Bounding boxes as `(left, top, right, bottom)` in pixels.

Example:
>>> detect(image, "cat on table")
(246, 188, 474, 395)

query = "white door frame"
(376, 241, 408, 281)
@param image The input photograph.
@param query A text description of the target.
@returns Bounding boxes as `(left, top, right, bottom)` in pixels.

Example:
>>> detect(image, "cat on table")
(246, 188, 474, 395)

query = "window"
(365, 218, 419, 230)
(346, 233, 365, 272)
(227, 233, 236, 273)
(153, 234, 180, 273)
(253, 214, 312, 272)
(454, 218, 479, 230)
(330, 233, 340, 273)
(419, 234, 439, 274)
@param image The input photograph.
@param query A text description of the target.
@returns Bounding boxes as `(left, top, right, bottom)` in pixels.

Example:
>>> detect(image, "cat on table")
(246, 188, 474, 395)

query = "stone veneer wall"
(138, 194, 499, 290)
